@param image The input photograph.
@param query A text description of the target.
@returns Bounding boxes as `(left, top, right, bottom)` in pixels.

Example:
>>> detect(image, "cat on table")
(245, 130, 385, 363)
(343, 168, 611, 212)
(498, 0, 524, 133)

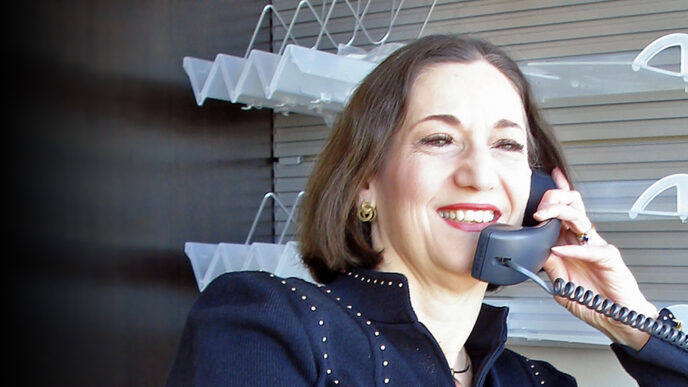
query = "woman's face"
(365, 60, 532, 281)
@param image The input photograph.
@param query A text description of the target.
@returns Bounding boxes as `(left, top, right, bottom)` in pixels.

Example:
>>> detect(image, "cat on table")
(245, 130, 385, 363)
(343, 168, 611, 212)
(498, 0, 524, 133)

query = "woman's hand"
(533, 167, 657, 351)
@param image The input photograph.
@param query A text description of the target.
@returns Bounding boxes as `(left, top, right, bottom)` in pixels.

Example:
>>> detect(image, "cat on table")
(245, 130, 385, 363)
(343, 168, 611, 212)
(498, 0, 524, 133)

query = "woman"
(166, 35, 687, 386)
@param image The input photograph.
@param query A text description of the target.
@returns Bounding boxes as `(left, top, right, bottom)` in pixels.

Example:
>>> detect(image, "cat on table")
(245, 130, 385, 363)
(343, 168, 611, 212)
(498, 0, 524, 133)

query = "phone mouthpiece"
(471, 219, 561, 285)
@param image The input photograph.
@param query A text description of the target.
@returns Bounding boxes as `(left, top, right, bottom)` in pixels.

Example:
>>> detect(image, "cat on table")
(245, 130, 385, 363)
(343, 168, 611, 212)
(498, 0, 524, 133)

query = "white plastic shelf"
(185, 240, 315, 292)
(184, 33, 687, 122)
(580, 174, 688, 223)
(183, 45, 378, 125)
(523, 33, 688, 102)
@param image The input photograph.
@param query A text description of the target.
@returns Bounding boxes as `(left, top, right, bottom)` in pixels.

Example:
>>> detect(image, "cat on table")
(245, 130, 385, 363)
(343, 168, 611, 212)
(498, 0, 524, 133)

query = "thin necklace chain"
(450, 355, 471, 375)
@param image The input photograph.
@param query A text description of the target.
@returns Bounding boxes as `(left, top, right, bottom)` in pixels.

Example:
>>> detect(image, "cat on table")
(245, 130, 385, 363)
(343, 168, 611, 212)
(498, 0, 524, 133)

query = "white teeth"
(474, 211, 484, 223)
(439, 209, 496, 224)
(465, 210, 475, 222)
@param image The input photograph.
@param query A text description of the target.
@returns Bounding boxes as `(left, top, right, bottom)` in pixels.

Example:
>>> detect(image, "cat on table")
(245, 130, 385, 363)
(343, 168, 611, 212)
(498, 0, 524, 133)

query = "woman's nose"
(453, 146, 498, 191)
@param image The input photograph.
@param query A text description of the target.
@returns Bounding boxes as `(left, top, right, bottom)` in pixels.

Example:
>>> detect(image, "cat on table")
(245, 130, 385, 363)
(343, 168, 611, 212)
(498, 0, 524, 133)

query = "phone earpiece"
(523, 169, 558, 227)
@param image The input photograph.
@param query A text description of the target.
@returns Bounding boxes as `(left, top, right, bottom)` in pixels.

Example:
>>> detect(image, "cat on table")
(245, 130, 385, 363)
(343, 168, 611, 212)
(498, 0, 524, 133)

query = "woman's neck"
(376, 257, 487, 371)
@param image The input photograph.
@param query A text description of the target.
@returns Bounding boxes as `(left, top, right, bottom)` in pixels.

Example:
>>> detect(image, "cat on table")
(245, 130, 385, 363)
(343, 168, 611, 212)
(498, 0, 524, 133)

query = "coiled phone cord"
(501, 258, 688, 351)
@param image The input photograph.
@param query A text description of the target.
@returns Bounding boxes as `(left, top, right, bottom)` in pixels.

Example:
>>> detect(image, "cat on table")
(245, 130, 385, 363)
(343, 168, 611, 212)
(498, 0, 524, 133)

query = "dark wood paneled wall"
(7, 1, 274, 385)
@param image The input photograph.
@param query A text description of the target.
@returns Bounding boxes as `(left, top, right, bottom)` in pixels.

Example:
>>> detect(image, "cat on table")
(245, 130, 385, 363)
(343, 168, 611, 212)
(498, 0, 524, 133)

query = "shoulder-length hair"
(298, 34, 569, 284)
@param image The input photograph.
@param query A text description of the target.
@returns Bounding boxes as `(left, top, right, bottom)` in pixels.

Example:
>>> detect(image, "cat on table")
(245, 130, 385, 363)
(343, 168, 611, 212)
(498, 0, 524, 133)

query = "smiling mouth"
(438, 209, 496, 224)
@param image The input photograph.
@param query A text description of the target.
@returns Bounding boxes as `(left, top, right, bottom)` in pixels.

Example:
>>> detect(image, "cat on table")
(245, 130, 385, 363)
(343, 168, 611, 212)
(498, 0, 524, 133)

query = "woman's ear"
(357, 178, 377, 206)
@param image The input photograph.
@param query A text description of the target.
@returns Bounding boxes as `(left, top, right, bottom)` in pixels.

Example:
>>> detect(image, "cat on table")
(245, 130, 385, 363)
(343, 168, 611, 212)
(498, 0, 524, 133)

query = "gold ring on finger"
(575, 223, 595, 245)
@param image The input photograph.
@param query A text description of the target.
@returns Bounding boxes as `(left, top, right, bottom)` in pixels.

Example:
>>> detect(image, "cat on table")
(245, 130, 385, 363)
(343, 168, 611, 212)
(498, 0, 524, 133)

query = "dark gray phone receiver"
(471, 170, 561, 285)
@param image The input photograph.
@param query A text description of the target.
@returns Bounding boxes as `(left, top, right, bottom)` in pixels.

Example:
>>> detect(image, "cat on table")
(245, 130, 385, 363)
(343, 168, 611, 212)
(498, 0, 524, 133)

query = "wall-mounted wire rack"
(183, 0, 437, 125)
(183, 0, 687, 123)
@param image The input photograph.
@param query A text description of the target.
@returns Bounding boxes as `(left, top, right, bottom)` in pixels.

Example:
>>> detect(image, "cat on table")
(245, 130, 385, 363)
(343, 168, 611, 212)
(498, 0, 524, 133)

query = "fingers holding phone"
(532, 167, 600, 247)
(535, 168, 658, 350)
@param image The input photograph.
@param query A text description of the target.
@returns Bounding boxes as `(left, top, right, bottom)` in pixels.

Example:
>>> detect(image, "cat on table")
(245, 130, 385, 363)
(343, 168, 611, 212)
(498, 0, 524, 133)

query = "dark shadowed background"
(7, 1, 276, 385)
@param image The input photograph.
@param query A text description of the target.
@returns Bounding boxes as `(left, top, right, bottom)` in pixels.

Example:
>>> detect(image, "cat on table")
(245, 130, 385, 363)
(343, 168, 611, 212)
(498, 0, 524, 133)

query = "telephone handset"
(471, 169, 688, 351)
(471, 170, 560, 286)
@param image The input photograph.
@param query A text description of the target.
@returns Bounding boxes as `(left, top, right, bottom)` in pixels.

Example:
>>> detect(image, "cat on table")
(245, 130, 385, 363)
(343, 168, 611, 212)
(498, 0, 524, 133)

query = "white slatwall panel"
(269, 0, 688, 341)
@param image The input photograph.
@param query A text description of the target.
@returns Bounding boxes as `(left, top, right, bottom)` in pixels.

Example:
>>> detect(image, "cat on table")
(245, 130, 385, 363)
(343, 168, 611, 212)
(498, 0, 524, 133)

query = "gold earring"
(357, 201, 376, 222)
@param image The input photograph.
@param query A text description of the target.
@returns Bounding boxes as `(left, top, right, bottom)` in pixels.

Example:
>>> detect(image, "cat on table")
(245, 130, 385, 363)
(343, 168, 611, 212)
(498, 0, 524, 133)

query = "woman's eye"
(420, 134, 453, 147)
(493, 139, 524, 152)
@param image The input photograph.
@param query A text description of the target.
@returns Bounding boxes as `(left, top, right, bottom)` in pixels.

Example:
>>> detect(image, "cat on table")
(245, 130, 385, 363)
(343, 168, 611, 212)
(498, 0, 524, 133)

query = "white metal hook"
(417, 0, 438, 39)
(632, 33, 688, 82)
(279, 0, 339, 55)
(342, 0, 436, 47)
(341, 0, 405, 46)
(312, 0, 339, 50)
(244, 192, 291, 245)
(629, 174, 688, 223)
(244, 4, 297, 58)
(278, 191, 306, 244)
(344, 0, 366, 47)
(344, 0, 384, 47)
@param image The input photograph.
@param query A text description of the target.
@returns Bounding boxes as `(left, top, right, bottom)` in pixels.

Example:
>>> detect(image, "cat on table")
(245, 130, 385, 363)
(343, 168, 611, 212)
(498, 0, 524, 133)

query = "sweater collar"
(328, 269, 510, 385)
(328, 268, 418, 323)
(327, 268, 509, 348)
(467, 303, 509, 386)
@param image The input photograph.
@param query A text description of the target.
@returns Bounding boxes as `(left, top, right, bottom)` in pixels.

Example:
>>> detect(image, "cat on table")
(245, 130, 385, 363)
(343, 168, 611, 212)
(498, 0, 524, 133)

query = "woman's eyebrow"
(494, 118, 525, 132)
(410, 116, 525, 133)
(412, 114, 462, 128)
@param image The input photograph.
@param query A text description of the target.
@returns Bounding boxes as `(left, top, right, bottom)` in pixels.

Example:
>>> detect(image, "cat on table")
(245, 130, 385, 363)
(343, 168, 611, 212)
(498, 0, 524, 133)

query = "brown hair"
(298, 34, 569, 284)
